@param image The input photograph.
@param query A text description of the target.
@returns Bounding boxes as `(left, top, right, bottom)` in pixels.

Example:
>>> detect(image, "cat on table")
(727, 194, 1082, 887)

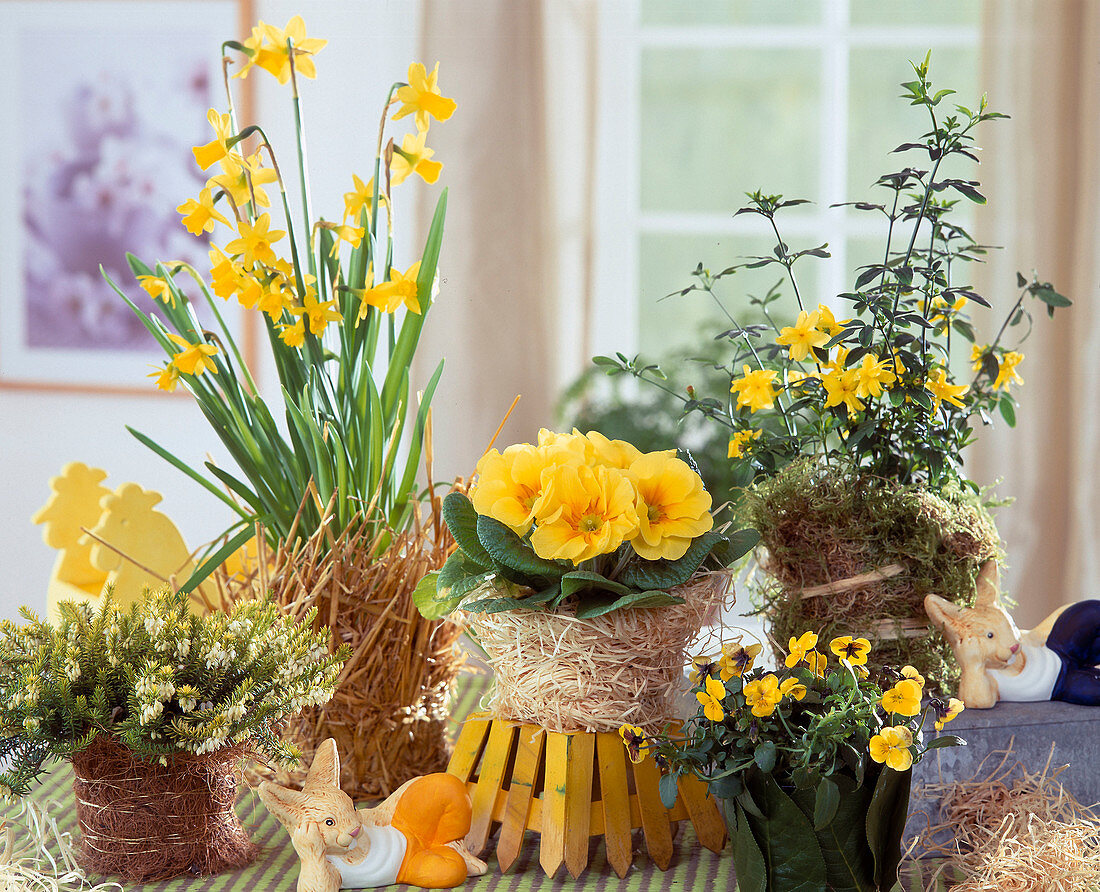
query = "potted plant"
(626, 633, 965, 891)
(0, 589, 348, 882)
(595, 57, 1070, 692)
(102, 16, 464, 797)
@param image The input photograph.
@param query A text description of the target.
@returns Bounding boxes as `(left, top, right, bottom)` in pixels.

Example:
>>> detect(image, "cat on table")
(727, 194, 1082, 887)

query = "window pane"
(849, 0, 979, 27)
(641, 48, 822, 213)
(641, 0, 821, 27)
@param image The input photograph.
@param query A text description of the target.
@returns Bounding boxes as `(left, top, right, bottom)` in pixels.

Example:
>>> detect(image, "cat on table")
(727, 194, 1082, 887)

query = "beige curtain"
(975, 1, 1100, 625)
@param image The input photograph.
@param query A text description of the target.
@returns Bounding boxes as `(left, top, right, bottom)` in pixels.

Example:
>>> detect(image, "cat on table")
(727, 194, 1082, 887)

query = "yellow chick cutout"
(32, 461, 222, 620)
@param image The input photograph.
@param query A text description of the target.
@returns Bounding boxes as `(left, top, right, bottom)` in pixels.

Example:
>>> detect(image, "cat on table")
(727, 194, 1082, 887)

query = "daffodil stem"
(288, 41, 317, 283)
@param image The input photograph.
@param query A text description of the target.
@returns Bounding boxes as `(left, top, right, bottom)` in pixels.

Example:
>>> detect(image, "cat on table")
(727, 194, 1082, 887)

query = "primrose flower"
(779, 677, 807, 701)
(822, 367, 864, 415)
(880, 679, 922, 717)
(785, 631, 819, 668)
(192, 109, 236, 170)
(727, 429, 761, 459)
(627, 452, 713, 561)
(390, 130, 443, 187)
(225, 213, 285, 267)
(994, 351, 1024, 391)
(869, 725, 914, 771)
(166, 333, 218, 376)
(853, 354, 896, 400)
(696, 676, 726, 722)
(469, 441, 575, 535)
(585, 430, 649, 470)
(529, 463, 639, 564)
(776, 310, 828, 362)
(925, 367, 969, 412)
(619, 724, 649, 764)
(689, 654, 719, 686)
(719, 640, 761, 680)
(178, 186, 231, 235)
(933, 697, 965, 731)
(393, 61, 457, 131)
(730, 365, 778, 413)
(137, 274, 175, 307)
(743, 674, 783, 717)
(829, 636, 872, 666)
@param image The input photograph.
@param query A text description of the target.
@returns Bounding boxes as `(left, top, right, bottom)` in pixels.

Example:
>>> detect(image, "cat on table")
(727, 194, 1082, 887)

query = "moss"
(742, 459, 1001, 695)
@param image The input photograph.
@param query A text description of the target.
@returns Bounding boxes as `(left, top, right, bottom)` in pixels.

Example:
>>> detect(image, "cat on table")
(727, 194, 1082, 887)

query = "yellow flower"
(994, 351, 1024, 391)
(279, 319, 306, 348)
(743, 674, 782, 717)
(779, 677, 807, 701)
(627, 453, 713, 561)
(225, 213, 285, 267)
(290, 290, 342, 335)
(210, 151, 277, 211)
(148, 364, 180, 393)
(470, 443, 557, 535)
(619, 724, 649, 763)
(209, 246, 243, 301)
(689, 654, 719, 686)
(585, 430, 650, 470)
(816, 304, 846, 337)
(934, 697, 965, 731)
(829, 636, 872, 666)
(901, 666, 925, 688)
(805, 651, 828, 678)
(970, 343, 988, 373)
(821, 367, 864, 415)
(355, 262, 423, 317)
(929, 295, 967, 326)
(177, 186, 231, 235)
(785, 632, 819, 668)
(719, 640, 761, 680)
(530, 463, 639, 564)
(343, 174, 386, 225)
(776, 310, 828, 362)
(727, 429, 762, 459)
(237, 16, 327, 83)
(696, 676, 726, 722)
(880, 679, 923, 717)
(869, 725, 913, 771)
(390, 129, 443, 187)
(137, 274, 175, 307)
(192, 109, 235, 171)
(325, 223, 365, 258)
(730, 365, 778, 413)
(165, 333, 218, 376)
(924, 367, 969, 412)
(539, 428, 595, 463)
(393, 61, 457, 131)
(853, 354, 896, 400)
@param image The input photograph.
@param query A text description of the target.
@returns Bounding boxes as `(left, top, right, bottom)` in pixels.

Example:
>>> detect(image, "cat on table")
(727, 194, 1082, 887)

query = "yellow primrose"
(177, 186, 231, 235)
(585, 430, 651, 470)
(730, 365, 778, 413)
(779, 677, 807, 701)
(538, 429, 594, 463)
(238, 16, 327, 83)
(934, 697, 965, 731)
(210, 151, 277, 211)
(471, 442, 558, 535)
(393, 61, 457, 131)
(530, 463, 639, 564)
(165, 333, 218, 376)
(743, 674, 782, 718)
(719, 640, 761, 681)
(785, 631, 819, 668)
(627, 452, 713, 561)
(829, 636, 872, 666)
(137, 274, 174, 307)
(853, 354, 896, 400)
(343, 174, 387, 225)
(192, 109, 235, 171)
(619, 724, 649, 764)
(727, 429, 762, 459)
(880, 678, 923, 717)
(869, 725, 913, 771)
(696, 676, 726, 722)
(821, 368, 864, 415)
(994, 351, 1024, 391)
(689, 654, 719, 686)
(901, 665, 925, 687)
(924, 367, 969, 412)
(225, 213, 285, 267)
(148, 364, 180, 393)
(776, 310, 828, 362)
(279, 319, 306, 348)
(390, 130, 443, 187)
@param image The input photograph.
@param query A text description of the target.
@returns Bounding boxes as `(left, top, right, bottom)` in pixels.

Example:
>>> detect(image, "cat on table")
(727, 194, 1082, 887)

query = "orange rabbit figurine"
(259, 739, 487, 890)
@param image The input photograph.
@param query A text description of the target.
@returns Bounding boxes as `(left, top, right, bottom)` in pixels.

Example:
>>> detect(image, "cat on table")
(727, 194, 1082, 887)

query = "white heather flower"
(176, 638, 191, 658)
(144, 616, 166, 637)
(179, 697, 198, 713)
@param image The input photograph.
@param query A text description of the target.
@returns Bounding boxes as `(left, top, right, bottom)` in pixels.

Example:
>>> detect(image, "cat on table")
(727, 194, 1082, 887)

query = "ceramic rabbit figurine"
(924, 560, 1100, 708)
(259, 739, 487, 891)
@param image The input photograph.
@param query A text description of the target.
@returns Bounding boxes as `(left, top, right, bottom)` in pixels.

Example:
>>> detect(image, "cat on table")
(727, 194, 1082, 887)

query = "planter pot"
(727, 764, 912, 892)
(71, 735, 258, 882)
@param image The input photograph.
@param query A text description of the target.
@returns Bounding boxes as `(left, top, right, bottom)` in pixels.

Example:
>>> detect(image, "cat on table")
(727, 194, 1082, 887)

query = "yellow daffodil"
(343, 174, 386, 225)
(192, 109, 236, 171)
(585, 430, 652, 470)
(816, 304, 846, 337)
(322, 223, 365, 258)
(779, 677, 807, 701)
(994, 351, 1024, 391)
(165, 333, 218, 376)
(530, 463, 639, 564)
(393, 61, 457, 131)
(730, 365, 778, 413)
(390, 130, 443, 187)
(933, 697, 965, 731)
(743, 674, 782, 718)
(719, 640, 762, 680)
(240, 276, 268, 313)
(225, 213, 285, 267)
(869, 725, 913, 771)
(627, 452, 713, 561)
(901, 666, 925, 687)
(137, 274, 174, 307)
(689, 654, 719, 686)
(853, 354, 896, 400)
(805, 650, 828, 678)
(148, 364, 180, 393)
(356, 261, 423, 316)
(177, 186, 231, 235)
(236, 16, 327, 83)
(279, 319, 306, 348)
(619, 724, 649, 763)
(785, 631, 819, 668)
(471, 443, 556, 535)
(880, 679, 922, 717)
(821, 368, 864, 415)
(776, 310, 828, 362)
(970, 343, 988, 373)
(696, 676, 726, 722)
(924, 367, 969, 412)
(829, 636, 872, 666)
(209, 246, 244, 301)
(727, 429, 762, 458)
(290, 290, 342, 335)
(210, 151, 277, 211)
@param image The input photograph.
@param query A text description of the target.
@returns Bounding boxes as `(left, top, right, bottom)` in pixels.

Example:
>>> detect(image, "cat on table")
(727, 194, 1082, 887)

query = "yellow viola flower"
(343, 174, 386, 225)
(821, 367, 864, 415)
(619, 724, 649, 763)
(696, 676, 726, 722)
(719, 640, 762, 680)
(970, 343, 988, 373)
(727, 429, 762, 459)
(924, 367, 969, 412)
(785, 631, 819, 668)
(356, 261, 423, 317)
(816, 304, 846, 337)
(805, 651, 828, 678)
(869, 725, 913, 771)
(688, 654, 719, 686)
(776, 310, 828, 362)
(779, 677, 807, 701)
(585, 430, 649, 470)
(743, 674, 782, 718)
(137, 274, 175, 308)
(627, 452, 713, 561)
(853, 354, 896, 400)
(148, 364, 180, 393)
(901, 665, 926, 687)
(192, 109, 235, 171)
(880, 679, 923, 717)
(390, 129, 443, 187)
(210, 151, 277, 211)
(166, 333, 218, 376)
(393, 61, 457, 131)
(470, 443, 550, 535)
(290, 290, 342, 335)
(994, 351, 1024, 391)
(730, 365, 778, 413)
(177, 186, 231, 235)
(829, 636, 872, 667)
(529, 463, 639, 564)
(237, 16, 327, 83)
(225, 213, 285, 267)
(934, 697, 965, 731)
(279, 319, 306, 348)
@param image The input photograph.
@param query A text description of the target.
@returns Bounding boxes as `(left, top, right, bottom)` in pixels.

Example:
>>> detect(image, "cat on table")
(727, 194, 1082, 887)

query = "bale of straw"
(70, 735, 257, 882)
(462, 570, 732, 734)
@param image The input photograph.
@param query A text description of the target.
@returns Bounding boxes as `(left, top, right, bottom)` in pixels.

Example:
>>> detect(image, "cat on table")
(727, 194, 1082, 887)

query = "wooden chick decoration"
(925, 560, 1100, 708)
(259, 739, 487, 890)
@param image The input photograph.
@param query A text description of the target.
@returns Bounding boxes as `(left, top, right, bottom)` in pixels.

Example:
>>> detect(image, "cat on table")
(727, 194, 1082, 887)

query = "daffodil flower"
(225, 213, 285, 267)
(390, 130, 443, 187)
(619, 724, 649, 763)
(776, 310, 828, 362)
(192, 109, 236, 171)
(137, 274, 175, 307)
(393, 62, 457, 131)
(730, 365, 779, 413)
(880, 679, 922, 717)
(236, 16, 327, 83)
(148, 364, 180, 393)
(279, 319, 306, 348)
(178, 186, 231, 235)
(290, 291, 342, 335)
(696, 676, 726, 722)
(343, 174, 386, 225)
(829, 635, 872, 667)
(785, 631, 819, 668)
(869, 725, 914, 771)
(355, 261, 423, 317)
(743, 674, 782, 717)
(165, 333, 218, 377)
(209, 246, 245, 302)
(627, 452, 713, 561)
(210, 152, 277, 211)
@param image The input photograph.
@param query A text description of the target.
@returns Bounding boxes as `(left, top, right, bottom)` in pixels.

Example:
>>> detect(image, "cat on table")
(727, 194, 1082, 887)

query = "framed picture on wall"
(0, 0, 252, 392)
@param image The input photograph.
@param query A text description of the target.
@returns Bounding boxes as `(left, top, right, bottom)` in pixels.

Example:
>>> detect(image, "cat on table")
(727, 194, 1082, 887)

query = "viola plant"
(103, 16, 455, 587)
(413, 429, 759, 619)
(625, 632, 965, 891)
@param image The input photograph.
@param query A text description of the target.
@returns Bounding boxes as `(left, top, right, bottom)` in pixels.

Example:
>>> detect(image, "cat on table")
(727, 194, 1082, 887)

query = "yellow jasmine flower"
(929, 295, 967, 326)
(727, 429, 762, 459)
(730, 365, 778, 413)
(530, 463, 639, 564)
(829, 636, 872, 666)
(779, 677, 807, 701)
(343, 174, 386, 225)
(192, 109, 235, 171)
(970, 343, 988, 373)
(237, 16, 327, 83)
(355, 261, 423, 317)
(225, 213, 285, 267)
(279, 319, 306, 348)
(165, 333, 218, 376)
(821, 368, 864, 415)
(619, 724, 649, 763)
(994, 351, 1024, 391)
(290, 290, 342, 335)
(627, 452, 713, 561)
(688, 654, 719, 686)
(785, 631, 819, 668)
(210, 152, 277, 211)
(743, 674, 782, 718)
(776, 310, 828, 362)
(805, 650, 828, 678)
(470, 443, 559, 535)
(853, 354, 896, 400)
(148, 364, 180, 393)
(816, 304, 846, 337)
(825, 344, 850, 374)
(390, 129, 443, 187)
(393, 61, 457, 131)
(177, 186, 231, 235)
(901, 665, 925, 687)
(880, 679, 923, 717)
(585, 430, 653, 470)
(924, 367, 969, 412)
(869, 725, 913, 771)
(719, 641, 762, 680)
(934, 697, 965, 731)
(137, 274, 175, 307)
(696, 676, 726, 722)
